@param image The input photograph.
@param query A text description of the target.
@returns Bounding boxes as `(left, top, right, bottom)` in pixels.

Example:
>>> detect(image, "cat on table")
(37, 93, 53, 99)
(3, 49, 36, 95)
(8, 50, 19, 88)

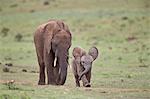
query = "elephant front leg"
(77, 64, 90, 87)
(44, 50, 56, 85)
(72, 61, 80, 87)
(86, 70, 91, 83)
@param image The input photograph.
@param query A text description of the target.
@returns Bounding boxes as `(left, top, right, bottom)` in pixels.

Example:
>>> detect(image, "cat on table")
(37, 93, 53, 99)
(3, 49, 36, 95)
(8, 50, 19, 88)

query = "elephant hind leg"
(36, 52, 45, 85)
(38, 62, 45, 85)
(36, 47, 45, 85)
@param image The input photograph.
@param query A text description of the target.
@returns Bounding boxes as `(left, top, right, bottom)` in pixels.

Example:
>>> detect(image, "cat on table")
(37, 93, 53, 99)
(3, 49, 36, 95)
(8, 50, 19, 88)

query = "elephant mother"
(34, 20, 72, 85)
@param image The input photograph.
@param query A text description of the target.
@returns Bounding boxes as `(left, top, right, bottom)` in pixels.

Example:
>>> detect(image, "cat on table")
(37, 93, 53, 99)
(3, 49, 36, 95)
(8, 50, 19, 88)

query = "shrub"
(22, 69, 27, 72)
(5, 63, 13, 67)
(5, 80, 20, 90)
(43, 1, 49, 5)
(1, 27, 9, 37)
(0, 94, 11, 99)
(3, 67, 10, 72)
(122, 16, 128, 20)
(15, 33, 23, 42)
(10, 4, 18, 8)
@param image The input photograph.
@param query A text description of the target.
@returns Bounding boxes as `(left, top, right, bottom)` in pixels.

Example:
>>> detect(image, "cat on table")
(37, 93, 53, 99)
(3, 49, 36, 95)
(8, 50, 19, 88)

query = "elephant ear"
(88, 47, 99, 61)
(44, 21, 60, 54)
(72, 47, 86, 59)
(56, 20, 71, 34)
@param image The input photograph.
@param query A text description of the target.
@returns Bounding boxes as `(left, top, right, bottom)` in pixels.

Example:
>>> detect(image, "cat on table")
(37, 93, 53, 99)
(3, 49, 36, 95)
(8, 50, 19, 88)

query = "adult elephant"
(34, 20, 72, 85)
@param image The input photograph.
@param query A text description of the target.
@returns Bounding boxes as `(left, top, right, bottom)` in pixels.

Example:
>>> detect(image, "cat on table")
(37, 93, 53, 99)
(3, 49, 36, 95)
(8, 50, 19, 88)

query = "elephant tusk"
(54, 49, 58, 67)
(54, 57, 57, 67)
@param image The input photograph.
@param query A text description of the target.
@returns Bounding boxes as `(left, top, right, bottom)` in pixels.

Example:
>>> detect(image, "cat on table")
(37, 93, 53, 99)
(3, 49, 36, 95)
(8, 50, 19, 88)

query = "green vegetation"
(0, 0, 150, 98)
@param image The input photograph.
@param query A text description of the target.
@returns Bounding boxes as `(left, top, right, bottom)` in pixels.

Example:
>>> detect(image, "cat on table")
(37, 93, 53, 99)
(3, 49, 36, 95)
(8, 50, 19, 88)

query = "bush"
(10, 4, 18, 8)
(0, 94, 11, 99)
(15, 33, 23, 42)
(3, 67, 10, 72)
(5, 63, 13, 67)
(43, 1, 49, 5)
(1, 27, 9, 37)
(4, 80, 20, 90)
(22, 69, 27, 72)
(122, 16, 128, 20)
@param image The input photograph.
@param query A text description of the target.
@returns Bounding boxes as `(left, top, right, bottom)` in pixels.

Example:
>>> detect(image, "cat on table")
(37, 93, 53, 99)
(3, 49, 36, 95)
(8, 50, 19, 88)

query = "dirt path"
(89, 87, 150, 93)
(1, 80, 150, 93)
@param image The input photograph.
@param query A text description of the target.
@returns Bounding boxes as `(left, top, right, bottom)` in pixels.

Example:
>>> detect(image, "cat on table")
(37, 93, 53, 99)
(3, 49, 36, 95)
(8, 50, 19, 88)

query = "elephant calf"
(72, 47, 99, 87)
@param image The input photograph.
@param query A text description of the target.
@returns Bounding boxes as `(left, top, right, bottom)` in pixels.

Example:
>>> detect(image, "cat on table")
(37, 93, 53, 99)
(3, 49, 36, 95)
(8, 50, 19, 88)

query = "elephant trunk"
(57, 50, 68, 85)
(59, 59, 68, 85)
(79, 65, 91, 80)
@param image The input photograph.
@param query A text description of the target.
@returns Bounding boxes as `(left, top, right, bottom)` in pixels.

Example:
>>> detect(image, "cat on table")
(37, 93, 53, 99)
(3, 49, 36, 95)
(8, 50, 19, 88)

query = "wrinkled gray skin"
(72, 47, 99, 87)
(34, 20, 72, 85)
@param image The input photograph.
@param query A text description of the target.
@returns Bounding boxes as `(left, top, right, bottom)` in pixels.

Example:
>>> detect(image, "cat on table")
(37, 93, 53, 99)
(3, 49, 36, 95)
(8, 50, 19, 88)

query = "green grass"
(0, 0, 150, 98)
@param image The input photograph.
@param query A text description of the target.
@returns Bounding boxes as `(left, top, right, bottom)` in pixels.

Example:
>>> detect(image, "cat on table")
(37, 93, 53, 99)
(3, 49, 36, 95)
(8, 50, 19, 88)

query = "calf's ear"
(88, 47, 99, 61)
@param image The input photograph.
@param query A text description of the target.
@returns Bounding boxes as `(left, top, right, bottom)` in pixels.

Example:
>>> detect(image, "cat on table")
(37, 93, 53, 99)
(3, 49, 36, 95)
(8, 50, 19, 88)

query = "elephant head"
(72, 47, 99, 80)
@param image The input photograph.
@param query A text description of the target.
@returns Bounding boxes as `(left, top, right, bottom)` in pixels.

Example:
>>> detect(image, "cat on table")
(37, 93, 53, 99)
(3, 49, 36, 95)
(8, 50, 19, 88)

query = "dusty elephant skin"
(34, 20, 72, 85)
(72, 47, 99, 87)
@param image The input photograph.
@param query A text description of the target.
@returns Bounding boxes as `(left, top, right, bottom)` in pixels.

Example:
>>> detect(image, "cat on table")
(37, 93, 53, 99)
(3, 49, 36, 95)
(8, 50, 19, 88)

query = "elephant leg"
(86, 70, 91, 83)
(44, 50, 55, 85)
(81, 75, 91, 87)
(38, 59, 45, 85)
(77, 65, 90, 87)
(75, 75, 80, 87)
(35, 47, 45, 85)
(72, 60, 80, 87)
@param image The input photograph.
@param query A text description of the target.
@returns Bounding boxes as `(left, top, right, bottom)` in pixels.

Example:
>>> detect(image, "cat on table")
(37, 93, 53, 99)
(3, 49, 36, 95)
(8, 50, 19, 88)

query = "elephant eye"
(81, 61, 85, 64)
(57, 29, 61, 32)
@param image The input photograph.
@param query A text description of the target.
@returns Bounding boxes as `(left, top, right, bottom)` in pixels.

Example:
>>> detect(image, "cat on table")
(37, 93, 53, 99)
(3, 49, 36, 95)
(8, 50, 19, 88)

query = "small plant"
(20, 92, 31, 99)
(5, 63, 13, 67)
(29, 9, 35, 13)
(10, 4, 18, 8)
(1, 27, 9, 37)
(22, 69, 27, 72)
(4, 57, 12, 60)
(43, 1, 49, 5)
(3, 67, 10, 72)
(15, 33, 23, 42)
(138, 42, 149, 68)
(5, 80, 19, 90)
(0, 94, 11, 99)
(30, 70, 36, 73)
(122, 16, 128, 20)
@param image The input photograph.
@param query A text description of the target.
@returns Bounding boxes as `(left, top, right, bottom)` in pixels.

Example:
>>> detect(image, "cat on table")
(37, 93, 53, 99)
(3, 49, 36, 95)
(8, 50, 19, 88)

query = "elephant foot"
(38, 81, 45, 85)
(76, 83, 80, 87)
(47, 81, 57, 85)
(84, 83, 91, 87)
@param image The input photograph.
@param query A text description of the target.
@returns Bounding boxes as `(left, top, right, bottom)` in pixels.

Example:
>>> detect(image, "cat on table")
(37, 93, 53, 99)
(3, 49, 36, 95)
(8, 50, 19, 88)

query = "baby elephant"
(72, 47, 99, 87)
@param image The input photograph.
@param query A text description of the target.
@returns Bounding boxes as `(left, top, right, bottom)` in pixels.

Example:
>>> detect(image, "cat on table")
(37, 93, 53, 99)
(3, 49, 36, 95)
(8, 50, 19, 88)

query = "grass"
(0, 0, 150, 98)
